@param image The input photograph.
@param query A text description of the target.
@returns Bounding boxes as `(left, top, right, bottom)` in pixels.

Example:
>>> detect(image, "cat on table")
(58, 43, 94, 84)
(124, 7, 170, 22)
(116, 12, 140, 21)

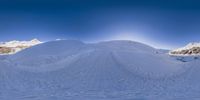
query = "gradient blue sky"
(1, 0, 200, 49)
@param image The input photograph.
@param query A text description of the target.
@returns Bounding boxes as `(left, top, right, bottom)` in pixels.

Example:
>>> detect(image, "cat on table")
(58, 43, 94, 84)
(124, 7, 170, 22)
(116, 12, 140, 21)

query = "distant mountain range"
(0, 39, 42, 55)
(170, 42, 200, 56)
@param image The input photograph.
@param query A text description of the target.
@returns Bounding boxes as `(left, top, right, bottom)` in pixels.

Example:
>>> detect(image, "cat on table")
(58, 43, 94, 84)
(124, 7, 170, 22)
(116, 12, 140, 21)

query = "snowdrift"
(0, 40, 200, 99)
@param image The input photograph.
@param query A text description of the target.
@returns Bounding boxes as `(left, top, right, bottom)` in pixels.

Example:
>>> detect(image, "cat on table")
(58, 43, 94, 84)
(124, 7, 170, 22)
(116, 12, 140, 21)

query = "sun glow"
(106, 31, 171, 49)
(108, 31, 149, 43)
(111, 33, 139, 41)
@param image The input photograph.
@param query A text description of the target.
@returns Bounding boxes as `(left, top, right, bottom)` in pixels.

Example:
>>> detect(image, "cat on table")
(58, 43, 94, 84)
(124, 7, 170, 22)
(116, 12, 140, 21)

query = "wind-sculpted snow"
(0, 40, 200, 100)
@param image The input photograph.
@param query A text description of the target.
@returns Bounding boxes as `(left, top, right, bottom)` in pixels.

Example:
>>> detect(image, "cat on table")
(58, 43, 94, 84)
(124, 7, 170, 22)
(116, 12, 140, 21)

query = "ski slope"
(0, 40, 200, 100)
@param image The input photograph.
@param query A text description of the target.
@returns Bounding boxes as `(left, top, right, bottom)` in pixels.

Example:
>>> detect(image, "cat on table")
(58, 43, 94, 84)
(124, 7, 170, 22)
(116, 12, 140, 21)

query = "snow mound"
(9, 40, 86, 71)
(8, 40, 185, 77)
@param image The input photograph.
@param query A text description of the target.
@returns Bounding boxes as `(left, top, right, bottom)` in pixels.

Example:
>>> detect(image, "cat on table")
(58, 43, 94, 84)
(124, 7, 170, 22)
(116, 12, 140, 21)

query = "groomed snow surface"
(0, 40, 200, 100)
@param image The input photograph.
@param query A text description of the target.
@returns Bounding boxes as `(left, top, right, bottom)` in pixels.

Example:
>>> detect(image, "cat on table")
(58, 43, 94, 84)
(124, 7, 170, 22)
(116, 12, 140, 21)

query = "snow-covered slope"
(170, 42, 200, 56)
(0, 40, 200, 99)
(0, 39, 42, 55)
(8, 40, 185, 77)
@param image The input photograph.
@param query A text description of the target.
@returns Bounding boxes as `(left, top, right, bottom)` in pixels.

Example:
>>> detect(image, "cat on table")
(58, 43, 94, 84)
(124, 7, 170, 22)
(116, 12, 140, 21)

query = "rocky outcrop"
(170, 47, 200, 55)
(0, 39, 42, 55)
(169, 43, 200, 56)
(0, 47, 13, 54)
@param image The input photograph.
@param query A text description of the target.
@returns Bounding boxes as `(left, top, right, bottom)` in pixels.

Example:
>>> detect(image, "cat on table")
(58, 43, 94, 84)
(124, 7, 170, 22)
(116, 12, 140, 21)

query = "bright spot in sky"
(106, 31, 172, 49)
(108, 31, 151, 45)
(111, 32, 142, 41)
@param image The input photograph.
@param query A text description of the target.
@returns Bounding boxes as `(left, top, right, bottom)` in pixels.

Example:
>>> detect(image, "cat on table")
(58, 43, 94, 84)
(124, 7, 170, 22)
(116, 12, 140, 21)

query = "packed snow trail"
(0, 40, 200, 100)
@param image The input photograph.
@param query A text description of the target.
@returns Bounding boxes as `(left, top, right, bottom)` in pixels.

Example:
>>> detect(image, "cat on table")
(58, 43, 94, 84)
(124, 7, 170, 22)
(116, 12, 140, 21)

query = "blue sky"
(1, 0, 200, 49)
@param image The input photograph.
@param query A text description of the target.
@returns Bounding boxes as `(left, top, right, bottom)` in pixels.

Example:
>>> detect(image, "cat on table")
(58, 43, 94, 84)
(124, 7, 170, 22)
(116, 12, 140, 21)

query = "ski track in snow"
(0, 40, 200, 100)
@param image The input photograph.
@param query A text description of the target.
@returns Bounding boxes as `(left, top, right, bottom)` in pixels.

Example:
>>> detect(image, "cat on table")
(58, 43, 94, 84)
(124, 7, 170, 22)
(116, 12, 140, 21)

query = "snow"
(169, 42, 200, 56)
(0, 38, 42, 48)
(175, 42, 200, 51)
(0, 38, 42, 55)
(0, 40, 200, 99)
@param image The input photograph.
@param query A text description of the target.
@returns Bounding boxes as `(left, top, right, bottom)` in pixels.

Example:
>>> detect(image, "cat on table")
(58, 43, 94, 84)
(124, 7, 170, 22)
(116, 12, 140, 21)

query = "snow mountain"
(170, 42, 200, 56)
(0, 39, 42, 55)
(0, 40, 200, 99)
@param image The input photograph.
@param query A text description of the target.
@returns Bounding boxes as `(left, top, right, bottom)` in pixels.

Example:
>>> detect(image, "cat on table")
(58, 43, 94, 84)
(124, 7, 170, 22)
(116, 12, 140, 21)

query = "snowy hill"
(0, 40, 200, 99)
(170, 42, 200, 56)
(0, 39, 42, 55)
(9, 40, 184, 77)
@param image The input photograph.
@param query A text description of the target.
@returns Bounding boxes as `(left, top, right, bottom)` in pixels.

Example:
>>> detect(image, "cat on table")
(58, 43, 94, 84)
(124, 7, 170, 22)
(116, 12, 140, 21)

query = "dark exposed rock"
(170, 47, 200, 55)
(0, 47, 13, 54)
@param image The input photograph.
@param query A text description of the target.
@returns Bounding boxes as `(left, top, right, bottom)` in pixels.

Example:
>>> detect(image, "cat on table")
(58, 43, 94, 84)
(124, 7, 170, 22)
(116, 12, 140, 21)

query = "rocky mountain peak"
(169, 42, 200, 56)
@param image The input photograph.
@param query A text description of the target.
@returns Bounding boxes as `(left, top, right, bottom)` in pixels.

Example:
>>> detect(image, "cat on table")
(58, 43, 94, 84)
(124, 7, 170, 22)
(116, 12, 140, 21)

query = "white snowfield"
(0, 40, 200, 100)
